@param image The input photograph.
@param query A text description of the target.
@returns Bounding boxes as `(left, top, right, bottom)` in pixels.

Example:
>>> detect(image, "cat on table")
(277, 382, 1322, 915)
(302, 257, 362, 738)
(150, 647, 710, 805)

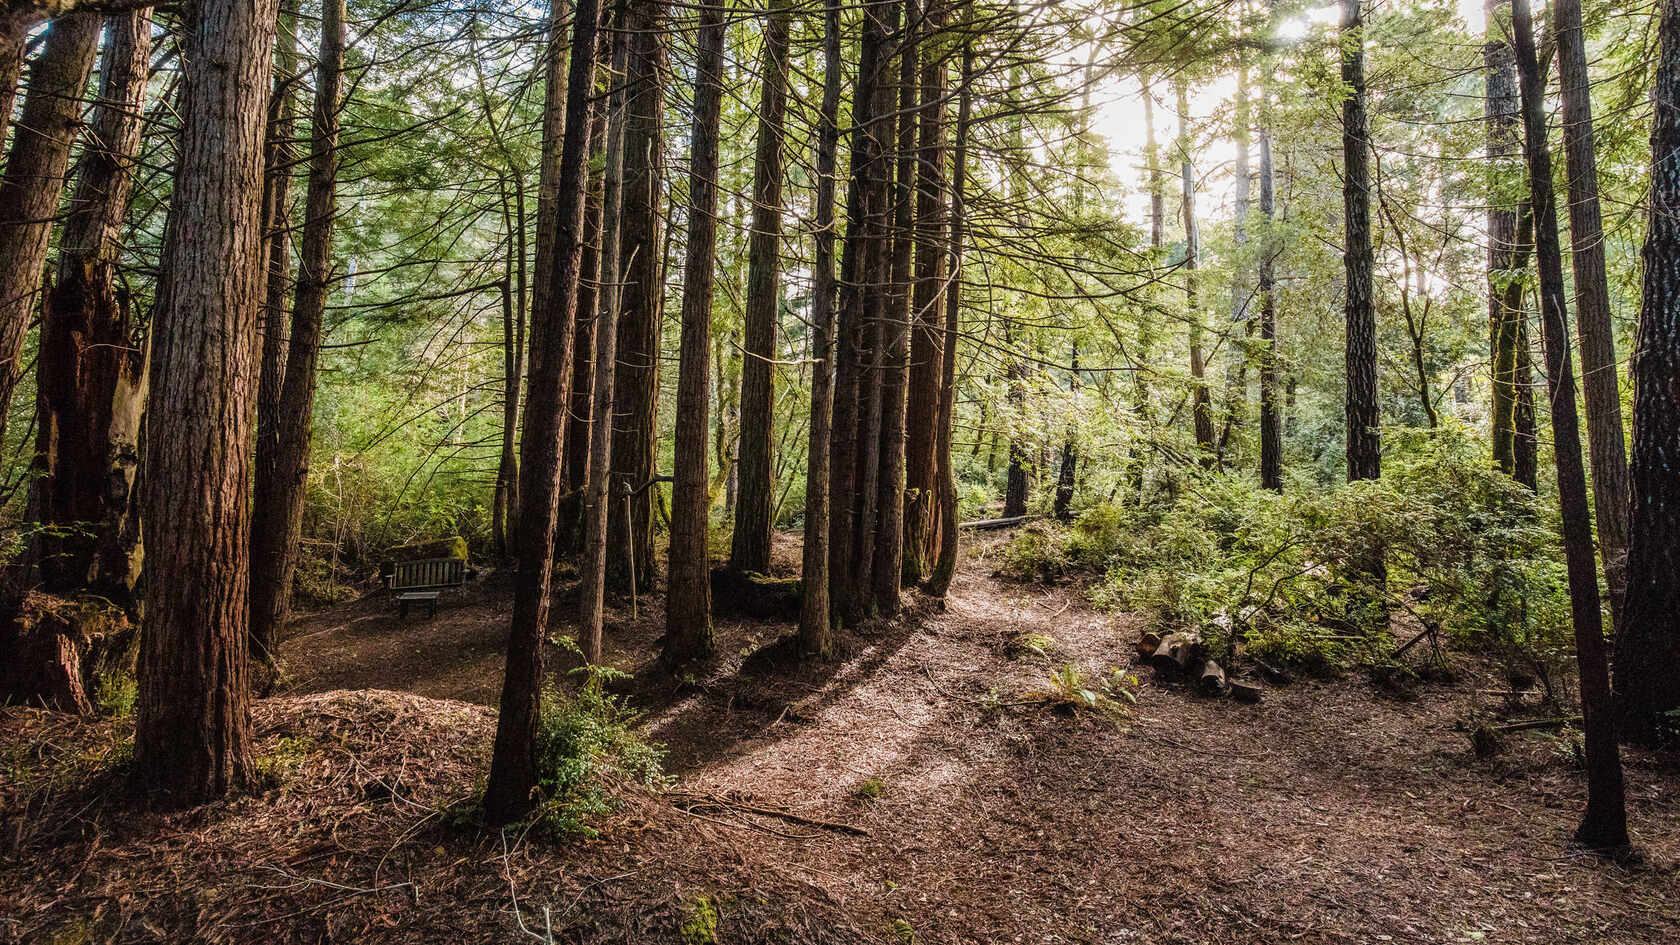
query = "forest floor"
(3, 534, 1678, 944)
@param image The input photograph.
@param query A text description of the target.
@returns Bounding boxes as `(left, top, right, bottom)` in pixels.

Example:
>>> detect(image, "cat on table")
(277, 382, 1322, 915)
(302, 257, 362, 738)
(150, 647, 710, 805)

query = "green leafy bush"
(1007, 426, 1572, 672)
(526, 673, 666, 839)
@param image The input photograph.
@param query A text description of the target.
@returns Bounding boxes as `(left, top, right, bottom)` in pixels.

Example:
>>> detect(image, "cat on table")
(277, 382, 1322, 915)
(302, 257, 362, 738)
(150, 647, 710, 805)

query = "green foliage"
(1008, 427, 1572, 671)
(679, 895, 721, 945)
(95, 671, 136, 718)
(525, 673, 666, 839)
(1028, 664, 1139, 725)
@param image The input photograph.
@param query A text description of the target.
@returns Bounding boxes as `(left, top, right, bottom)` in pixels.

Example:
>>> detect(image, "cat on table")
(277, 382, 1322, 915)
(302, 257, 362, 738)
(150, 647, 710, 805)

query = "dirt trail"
(5, 539, 1676, 944)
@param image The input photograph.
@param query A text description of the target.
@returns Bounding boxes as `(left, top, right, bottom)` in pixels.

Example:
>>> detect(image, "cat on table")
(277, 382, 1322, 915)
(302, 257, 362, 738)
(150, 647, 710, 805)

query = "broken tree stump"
(1197, 659, 1228, 696)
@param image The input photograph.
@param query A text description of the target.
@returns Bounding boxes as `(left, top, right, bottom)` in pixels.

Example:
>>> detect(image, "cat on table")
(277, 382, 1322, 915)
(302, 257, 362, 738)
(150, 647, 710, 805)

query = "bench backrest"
(390, 557, 466, 591)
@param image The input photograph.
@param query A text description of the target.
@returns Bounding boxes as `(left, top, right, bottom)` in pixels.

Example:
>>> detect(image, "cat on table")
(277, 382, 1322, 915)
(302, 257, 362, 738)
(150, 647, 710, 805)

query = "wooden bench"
(384, 557, 467, 618)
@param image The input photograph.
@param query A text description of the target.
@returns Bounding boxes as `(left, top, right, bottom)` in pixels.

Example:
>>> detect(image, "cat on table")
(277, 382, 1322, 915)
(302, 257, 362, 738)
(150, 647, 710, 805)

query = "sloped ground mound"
(0, 690, 871, 944)
(4, 539, 1679, 944)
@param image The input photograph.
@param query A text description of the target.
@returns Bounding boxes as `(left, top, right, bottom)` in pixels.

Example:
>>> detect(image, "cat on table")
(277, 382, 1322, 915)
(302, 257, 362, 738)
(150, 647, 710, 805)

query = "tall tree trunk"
(557, 97, 607, 561)
(1341, 0, 1380, 483)
(29, 8, 152, 601)
(607, 0, 666, 592)
(728, 0, 790, 576)
(257, 0, 299, 484)
(492, 179, 526, 560)
(248, 0, 345, 691)
(133, 0, 280, 806)
(1177, 77, 1215, 463)
(1486, 1, 1523, 478)
(580, 16, 629, 665)
(903, 0, 947, 582)
(1511, 0, 1628, 850)
(1616, 0, 1680, 746)
(800, 0, 842, 655)
(872, 0, 917, 615)
(926, 36, 971, 601)
(665, 0, 725, 663)
(1553, 0, 1631, 624)
(1216, 62, 1252, 464)
(485, 0, 600, 825)
(830, 0, 890, 624)
(0, 12, 100, 447)
(1258, 105, 1281, 491)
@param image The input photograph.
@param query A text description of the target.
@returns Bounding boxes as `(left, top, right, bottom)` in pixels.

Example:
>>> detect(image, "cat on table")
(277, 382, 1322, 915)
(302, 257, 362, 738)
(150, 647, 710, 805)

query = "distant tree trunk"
(1128, 76, 1164, 496)
(248, 0, 345, 692)
(557, 99, 606, 561)
(1258, 117, 1281, 492)
(800, 0, 843, 655)
(607, 0, 666, 592)
(1511, 0, 1628, 849)
(665, 0, 725, 663)
(728, 0, 790, 576)
(28, 8, 152, 602)
(1341, 0, 1380, 483)
(492, 179, 527, 560)
(485, 0, 600, 825)
(830, 0, 890, 624)
(1485, 2, 1523, 479)
(872, 0, 918, 615)
(580, 19, 629, 665)
(1177, 78, 1215, 464)
(133, 0, 280, 806)
(1616, 0, 1680, 746)
(0, 12, 100, 447)
(903, 0, 946, 583)
(1220, 62, 1252, 461)
(1553, 0, 1631, 624)
(926, 37, 971, 601)
(257, 0, 299, 479)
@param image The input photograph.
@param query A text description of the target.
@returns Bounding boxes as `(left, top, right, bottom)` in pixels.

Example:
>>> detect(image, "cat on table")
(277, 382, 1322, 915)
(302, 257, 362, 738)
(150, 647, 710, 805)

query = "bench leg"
(428, 599, 438, 619)
(399, 600, 409, 619)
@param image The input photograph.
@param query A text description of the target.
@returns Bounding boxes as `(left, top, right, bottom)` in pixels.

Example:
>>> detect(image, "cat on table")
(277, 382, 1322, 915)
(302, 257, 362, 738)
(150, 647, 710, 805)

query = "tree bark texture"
(903, 0, 947, 584)
(926, 38, 971, 601)
(728, 0, 790, 576)
(485, 0, 600, 825)
(29, 8, 152, 600)
(1616, 0, 1680, 745)
(133, 0, 281, 806)
(1341, 0, 1380, 483)
(0, 12, 101, 448)
(248, 0, 345, 688)
(1511, 0, 1628, 849)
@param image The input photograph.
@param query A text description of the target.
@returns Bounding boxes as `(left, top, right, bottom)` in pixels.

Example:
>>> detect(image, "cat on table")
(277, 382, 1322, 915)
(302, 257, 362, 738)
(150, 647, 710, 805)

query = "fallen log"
(1254, 657, 1293, 686)
(959, 515, 1033, 530)
(1136, 630, 1162, 660)
(1197, 659, 1227, 696)
(1151, 634, 1192, 676)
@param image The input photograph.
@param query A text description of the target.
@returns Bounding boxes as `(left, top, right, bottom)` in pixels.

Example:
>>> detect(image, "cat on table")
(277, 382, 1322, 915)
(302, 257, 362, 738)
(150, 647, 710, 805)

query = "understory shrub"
(527, 672, 666, 838)
(1005, 426, 1573, 672)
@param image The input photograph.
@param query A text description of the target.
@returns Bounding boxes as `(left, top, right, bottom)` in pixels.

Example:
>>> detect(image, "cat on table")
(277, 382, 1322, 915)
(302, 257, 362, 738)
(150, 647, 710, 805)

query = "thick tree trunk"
(872, 0, 918, 616)
(0, 12, 100, 447)
(133, 0, 280, 807)
(728, 0, 790, 576)
(29, 8, 151, 601)
(1616, 0, 1680, 745)
(799, 0, 842, 656)
(607, 0, 666, 593)
(1553, 0, 1631, 624)
(664, 0, 726, 663)
(485, 0, 600, 825)
(926, 38, 971, 601)
(580, 21, 630, 665)
(1511, 0, 1628, 850)
(1341, 0, 1380, 483)
(248, 0, 345, 691)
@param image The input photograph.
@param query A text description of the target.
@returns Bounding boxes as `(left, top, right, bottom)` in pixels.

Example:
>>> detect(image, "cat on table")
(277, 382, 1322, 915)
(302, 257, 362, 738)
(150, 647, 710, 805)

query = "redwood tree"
(249, 0, 347, 688)
(665, 0, 727, 663)
(729, 0, 791, 576)
(132, 0, 281, 806)
(1341, 0, 1380, 483)
(1616, 0, 1680, 745)
(1511, 0, 1628, 849)
(485, 0, 601, 824)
